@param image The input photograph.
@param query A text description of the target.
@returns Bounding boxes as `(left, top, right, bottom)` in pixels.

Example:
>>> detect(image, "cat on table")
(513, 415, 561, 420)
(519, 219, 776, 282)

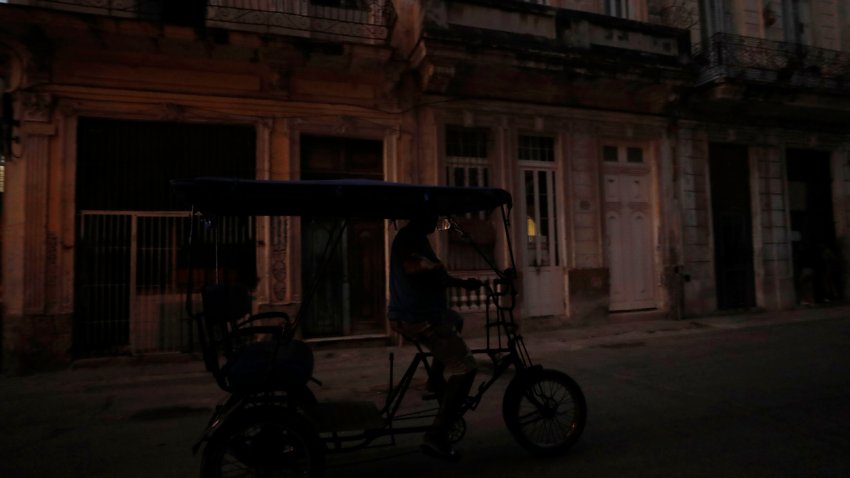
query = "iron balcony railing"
(5, 0, 397, 43)
(696, 32, 850, 92)
(6, 0, 191, 21)
(206, 0, 396, 43)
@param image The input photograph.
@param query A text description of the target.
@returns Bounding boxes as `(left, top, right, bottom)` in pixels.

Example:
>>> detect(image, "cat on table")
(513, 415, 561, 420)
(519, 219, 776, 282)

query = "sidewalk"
(2, 303, 847, 415)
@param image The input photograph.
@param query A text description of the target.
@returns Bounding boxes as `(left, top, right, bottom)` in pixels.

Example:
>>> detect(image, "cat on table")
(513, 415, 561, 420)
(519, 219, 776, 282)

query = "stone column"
(659, 121, 685, 319)
(566, 123, 608, 324)
(3, 92, 67, 372)
(22, 101, 52, 315)
(679, 126, 715, 316)
(754, 143, 795, 310)
(264, 117, 293, 307)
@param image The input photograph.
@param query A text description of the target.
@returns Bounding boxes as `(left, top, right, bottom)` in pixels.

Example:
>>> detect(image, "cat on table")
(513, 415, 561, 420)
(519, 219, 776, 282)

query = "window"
(161, 0, 207, 27)
(520, 135, 558, 268)
(446, 126, 489, 188)
(602, 144, 646, 164)
(785, 0, 813, 46)
(445, 126, 493, 270)
(603, 145, 619, 162)
(627, 147, 643, 163)
(605, 0, 629, 19)
(519, 135, 555, 162)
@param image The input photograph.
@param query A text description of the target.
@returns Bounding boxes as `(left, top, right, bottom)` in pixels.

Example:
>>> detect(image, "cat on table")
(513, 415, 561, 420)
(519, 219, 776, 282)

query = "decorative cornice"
(420, 61, 456, 94)
(20, 92, 53, 123)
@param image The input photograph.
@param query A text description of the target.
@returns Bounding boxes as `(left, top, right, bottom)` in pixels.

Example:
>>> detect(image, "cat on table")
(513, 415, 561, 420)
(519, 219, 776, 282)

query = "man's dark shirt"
(388, 225, 449, 323)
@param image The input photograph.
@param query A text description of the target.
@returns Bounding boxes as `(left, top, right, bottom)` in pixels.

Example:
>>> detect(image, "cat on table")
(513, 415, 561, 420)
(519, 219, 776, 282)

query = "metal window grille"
(76, 211, 255, 355)
(519, 135, 555, 162)
(519, 135, 558, 268)
(445, 126, 493, 271)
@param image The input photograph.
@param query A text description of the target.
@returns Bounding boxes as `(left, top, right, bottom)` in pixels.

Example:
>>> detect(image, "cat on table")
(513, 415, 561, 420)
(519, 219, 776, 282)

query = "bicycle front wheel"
(502, 368, 586, 457)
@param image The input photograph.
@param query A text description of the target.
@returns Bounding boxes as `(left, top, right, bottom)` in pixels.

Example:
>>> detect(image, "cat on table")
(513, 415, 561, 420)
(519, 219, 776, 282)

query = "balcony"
(696, 33, 850, 93)
(3, 0, 396, 44)
(410, 0, 692, 107)
(423, 0, 690, 65)
(206, 0, 396, 44)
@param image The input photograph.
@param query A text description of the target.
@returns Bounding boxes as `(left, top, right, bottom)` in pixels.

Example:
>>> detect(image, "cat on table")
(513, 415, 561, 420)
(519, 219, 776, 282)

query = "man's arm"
(403, 254, 480, 291)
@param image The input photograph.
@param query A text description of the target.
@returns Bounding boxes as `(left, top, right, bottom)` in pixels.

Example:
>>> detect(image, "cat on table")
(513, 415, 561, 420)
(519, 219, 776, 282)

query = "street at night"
(4, 2, 850, 477)
(1, 309, 848, 477)
(329, 313, 850, 478)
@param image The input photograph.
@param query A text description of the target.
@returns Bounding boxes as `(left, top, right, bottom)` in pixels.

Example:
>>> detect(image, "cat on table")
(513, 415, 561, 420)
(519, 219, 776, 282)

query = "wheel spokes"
(516, 379, 579, 447)
(220, 424, 312, 477)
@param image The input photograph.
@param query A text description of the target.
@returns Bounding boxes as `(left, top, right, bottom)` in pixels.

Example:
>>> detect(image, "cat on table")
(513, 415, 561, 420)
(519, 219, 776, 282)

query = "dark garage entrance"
(787, 149, 840, 304)
(709, 143, 756, 310)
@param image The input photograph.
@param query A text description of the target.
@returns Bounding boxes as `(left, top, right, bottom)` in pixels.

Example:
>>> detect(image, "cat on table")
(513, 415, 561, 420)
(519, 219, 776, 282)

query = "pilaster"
(17, 92, 56, 316)
(2, 91, 69, 372)
(269, 117, 292, 305)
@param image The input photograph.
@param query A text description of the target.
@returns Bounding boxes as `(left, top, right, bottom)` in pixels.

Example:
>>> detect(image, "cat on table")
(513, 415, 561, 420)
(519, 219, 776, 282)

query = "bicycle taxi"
(171, 177, 586, 477)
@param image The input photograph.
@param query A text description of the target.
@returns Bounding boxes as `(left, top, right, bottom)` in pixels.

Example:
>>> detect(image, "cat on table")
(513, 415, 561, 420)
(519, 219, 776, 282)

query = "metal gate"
(76, 211, 257, 355)
(76, 211, 193, 354)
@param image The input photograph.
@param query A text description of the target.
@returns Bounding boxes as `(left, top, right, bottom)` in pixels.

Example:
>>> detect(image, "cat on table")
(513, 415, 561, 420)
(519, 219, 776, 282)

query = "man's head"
(407, 213, 439, 235)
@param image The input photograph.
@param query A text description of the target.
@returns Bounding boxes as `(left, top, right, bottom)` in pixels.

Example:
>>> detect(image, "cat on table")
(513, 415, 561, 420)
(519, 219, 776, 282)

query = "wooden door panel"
(605, 166, 656, 311)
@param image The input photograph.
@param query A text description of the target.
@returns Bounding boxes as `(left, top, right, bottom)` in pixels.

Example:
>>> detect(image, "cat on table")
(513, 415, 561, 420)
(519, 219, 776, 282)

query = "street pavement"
(1, 305, 848, 477)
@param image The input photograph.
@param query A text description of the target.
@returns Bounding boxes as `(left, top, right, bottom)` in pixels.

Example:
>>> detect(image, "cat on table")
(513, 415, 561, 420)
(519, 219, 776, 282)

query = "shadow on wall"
(2, 314, 74, 375)
(568, 268, 609, 325)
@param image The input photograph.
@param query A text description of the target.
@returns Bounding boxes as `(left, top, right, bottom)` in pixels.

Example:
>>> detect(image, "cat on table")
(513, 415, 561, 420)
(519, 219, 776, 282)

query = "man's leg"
(424, 311, 463, 400)
(420, 321, 477, 460)
(424, 360, 446, 400)
(423, 370, 475, 458)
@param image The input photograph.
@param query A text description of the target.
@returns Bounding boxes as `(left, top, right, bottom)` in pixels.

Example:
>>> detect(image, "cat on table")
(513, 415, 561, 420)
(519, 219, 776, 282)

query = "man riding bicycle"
(388, 214, 481, 461)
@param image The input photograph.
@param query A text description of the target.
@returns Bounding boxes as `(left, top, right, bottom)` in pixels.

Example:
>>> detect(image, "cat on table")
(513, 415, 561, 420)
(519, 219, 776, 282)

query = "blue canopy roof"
(171, 177, 512, 219)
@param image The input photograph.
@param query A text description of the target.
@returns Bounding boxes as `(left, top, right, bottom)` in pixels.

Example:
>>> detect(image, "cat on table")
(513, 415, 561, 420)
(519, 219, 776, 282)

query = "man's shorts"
(391, 312, 477, 377)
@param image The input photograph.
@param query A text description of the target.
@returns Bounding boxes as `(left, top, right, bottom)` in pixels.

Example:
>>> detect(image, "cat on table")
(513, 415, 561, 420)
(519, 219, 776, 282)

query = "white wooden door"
(519, 136, 564, 317)
(603, 145, 656, 311)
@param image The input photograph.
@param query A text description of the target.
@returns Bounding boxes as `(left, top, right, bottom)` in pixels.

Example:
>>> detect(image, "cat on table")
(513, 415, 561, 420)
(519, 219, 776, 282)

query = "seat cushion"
(202, 284, 252, 323)
(224, 339, 314, 391)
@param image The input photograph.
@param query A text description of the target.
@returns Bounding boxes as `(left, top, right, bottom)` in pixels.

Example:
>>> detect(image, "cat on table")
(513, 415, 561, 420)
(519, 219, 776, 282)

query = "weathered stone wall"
(752, 142, 795, 310)
(2, 314, 73, 374)
(678, 126, 716, 315)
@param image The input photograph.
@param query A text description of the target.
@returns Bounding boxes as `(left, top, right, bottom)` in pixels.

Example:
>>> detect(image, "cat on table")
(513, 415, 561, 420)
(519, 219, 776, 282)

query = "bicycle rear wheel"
(502, 368, 586, 457)
(200, 406, 324, 478)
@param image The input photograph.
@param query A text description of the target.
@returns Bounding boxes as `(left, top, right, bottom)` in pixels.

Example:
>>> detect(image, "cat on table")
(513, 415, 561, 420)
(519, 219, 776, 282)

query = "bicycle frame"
(316, 270, 535, 453)
(186, 209, 530, 454)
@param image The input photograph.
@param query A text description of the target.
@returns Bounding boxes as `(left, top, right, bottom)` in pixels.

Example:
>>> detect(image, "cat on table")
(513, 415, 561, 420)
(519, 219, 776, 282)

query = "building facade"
(1, 0, 849, 371)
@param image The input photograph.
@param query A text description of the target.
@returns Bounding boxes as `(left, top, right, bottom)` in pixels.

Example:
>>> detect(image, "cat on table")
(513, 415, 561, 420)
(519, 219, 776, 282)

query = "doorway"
(300, 135, 385, 338)
(519, 135, 564, 317)
(787, 149, 839, 304)
(709, 143, 756, 310)
(74, 118, 256, 355)
(603, 144, 657, 311)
